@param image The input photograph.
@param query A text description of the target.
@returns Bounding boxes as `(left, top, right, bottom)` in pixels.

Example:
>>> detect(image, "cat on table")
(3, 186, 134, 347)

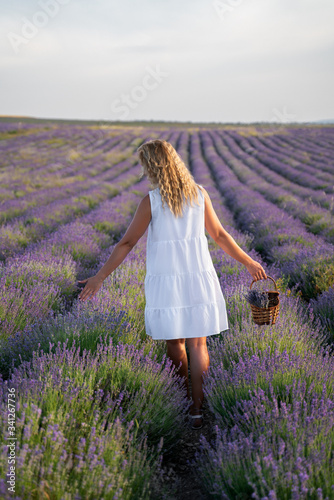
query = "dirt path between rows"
(156, 368, 220, 500)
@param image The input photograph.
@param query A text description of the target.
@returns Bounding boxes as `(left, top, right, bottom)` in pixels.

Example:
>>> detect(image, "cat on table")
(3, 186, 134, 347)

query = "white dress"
(144, 184, 229, 340)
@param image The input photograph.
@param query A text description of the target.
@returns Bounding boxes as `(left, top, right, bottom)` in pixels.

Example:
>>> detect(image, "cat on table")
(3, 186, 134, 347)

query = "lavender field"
(0, 120, 334, 499)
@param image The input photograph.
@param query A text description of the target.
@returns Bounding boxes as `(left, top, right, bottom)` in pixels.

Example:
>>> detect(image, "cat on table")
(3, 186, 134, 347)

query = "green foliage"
(0, 384, 162, 499)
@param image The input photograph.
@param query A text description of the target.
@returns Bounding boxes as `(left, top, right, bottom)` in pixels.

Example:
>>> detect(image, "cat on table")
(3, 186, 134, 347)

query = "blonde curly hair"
(137, 139, 200, 217)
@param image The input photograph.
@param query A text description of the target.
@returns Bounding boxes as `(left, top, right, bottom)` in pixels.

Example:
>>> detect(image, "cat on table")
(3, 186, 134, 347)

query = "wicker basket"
(249, 276, 280, 325)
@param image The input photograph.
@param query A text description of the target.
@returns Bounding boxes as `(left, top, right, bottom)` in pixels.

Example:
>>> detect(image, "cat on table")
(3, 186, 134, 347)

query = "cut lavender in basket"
(244, 289, 270, 309)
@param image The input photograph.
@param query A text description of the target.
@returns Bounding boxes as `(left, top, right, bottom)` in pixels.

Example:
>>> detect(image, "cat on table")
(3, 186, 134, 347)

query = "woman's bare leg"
(166, 339, 190, 399)
(186, 337, 210, 416)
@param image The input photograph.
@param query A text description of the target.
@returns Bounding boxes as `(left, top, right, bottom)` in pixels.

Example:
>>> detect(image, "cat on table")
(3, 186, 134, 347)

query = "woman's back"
(147, 185, 204, 241)
(145, 184, 229, 340)
(146, 185, 211, 274)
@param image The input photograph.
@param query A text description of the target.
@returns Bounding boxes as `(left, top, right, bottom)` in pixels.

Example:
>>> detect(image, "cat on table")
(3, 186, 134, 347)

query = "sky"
(1, 0, 333, 123)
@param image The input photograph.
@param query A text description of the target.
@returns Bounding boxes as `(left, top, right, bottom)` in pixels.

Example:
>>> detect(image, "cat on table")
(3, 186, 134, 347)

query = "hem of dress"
(146, 326, 229, 340)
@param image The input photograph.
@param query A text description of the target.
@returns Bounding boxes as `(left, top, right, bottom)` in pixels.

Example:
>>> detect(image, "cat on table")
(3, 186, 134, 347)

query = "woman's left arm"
(78, 194, 151, 302)
(200, 186, 267, 281)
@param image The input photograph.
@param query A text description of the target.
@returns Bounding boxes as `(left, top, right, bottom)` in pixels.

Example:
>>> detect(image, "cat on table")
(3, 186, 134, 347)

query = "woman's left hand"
(77, 275, 104, 302)
(244, 259, 267, 282)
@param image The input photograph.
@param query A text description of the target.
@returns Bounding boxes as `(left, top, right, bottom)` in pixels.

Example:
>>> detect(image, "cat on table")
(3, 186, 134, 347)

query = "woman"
(78, 139, 267, 430)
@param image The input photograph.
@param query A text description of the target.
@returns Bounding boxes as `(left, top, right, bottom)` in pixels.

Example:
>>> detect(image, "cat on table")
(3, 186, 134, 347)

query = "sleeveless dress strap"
(148, 188, 159, 214)
(197, 184, 205, 202)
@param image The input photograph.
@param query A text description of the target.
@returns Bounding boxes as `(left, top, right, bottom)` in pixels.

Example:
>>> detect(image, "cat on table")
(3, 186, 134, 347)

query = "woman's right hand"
(244, 259, 267, 281)
(77, 275, 104, 302)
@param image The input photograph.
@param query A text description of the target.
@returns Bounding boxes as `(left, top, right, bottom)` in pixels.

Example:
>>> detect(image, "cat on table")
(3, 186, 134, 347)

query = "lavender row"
(0, 122, 333, 498)
(0, 123, 169, 204)
(205, 128, 334, 332)
(221, 129, 334, 193)
(0, 128, 145, 216)
(193, 282, 334, 498)
(1, 136, 333, 496)
(0, 161, 143, 261)
(188, 133, 236, 227)
(202, 130, 334, 299)
(215, 131, 334, 243)
(225, 131, 334, 212)
(0, 125, 125, 179)
(309, 285, 334, 338)
(2, 208, 332, 498)
(256, 129, 334, 177)
(272, 127, 334, 173)
(0, 177, 151, 343)
(0, 338, 190, 498)
(224, 129, 334, 209)
(250, 126, 334, 175)
(0, 154, 138, 224)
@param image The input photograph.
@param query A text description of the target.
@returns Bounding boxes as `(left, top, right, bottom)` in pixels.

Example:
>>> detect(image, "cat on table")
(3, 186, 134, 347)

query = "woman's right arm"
(78, 195, 151, 302)
(199, 186, 267, 281)
(95, 194, 151, 281)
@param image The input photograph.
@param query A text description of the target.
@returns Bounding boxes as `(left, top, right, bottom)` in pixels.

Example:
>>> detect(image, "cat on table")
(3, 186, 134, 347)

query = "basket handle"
(250, 276, 278, 291)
